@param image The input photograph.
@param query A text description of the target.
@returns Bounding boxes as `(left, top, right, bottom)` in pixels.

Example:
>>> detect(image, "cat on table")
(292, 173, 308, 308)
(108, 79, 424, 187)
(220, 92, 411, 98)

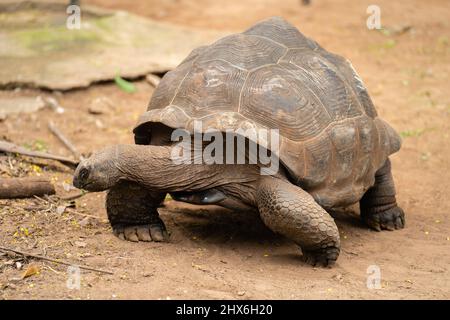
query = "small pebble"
(88, 97, 112, 115)
(79, 217, 91, 227)
(74, 241, 87, 248)
(56, 205, 66, 215)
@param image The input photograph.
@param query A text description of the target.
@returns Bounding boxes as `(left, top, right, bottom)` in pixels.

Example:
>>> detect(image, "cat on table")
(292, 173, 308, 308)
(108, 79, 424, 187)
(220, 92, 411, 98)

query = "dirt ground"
(1, 0, 449, 299)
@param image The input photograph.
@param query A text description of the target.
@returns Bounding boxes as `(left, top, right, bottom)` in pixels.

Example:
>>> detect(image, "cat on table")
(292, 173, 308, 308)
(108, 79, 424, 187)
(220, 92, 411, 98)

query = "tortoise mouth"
(73, 165, 95, 190)
(73, 179, 107, 192)
(73, 176, 89, 190)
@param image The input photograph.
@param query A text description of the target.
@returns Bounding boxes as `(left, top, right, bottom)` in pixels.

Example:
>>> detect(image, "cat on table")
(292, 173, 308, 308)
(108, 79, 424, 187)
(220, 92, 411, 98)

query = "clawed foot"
(113, 219, 169, 242)
(362, 206, 405, 231)
(301, 245, 340, 267)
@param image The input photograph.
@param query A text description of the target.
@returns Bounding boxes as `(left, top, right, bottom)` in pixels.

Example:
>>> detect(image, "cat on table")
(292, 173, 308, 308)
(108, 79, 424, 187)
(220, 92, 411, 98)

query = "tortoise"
(73, 17, 404, 266)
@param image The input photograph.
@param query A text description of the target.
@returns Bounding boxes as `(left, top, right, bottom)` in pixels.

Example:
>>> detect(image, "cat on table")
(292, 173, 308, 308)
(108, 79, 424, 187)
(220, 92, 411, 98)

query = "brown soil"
(1, 0, 449, 299)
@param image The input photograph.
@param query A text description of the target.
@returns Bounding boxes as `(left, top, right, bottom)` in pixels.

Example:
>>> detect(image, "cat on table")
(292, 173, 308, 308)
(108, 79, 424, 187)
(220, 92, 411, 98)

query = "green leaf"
(114, 75, 136, 93)
(400, 128, 427, 138)
(383, 39, 396, 49)
(34, 139, 48, 152)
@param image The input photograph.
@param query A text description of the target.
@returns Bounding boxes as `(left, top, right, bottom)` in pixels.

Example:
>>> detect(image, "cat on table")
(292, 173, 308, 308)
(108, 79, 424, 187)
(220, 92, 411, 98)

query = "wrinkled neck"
(116, 144, 260, 193)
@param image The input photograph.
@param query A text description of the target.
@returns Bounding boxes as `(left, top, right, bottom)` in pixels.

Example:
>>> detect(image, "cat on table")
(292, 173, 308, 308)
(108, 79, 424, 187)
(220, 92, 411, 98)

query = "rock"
(95, 119, 105, 129)
(0, 97, 45, 117)
(0, 2, 225, 90)
(79, 217, 92, 227)
(88, 97, 113, 115)
(333, 274, 343, 281)
(56, 205, 66, 215)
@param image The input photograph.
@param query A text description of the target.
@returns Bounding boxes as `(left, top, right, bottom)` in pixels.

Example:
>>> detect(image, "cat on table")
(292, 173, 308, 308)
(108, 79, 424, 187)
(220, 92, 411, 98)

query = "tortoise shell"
(134, 17, 401, 209)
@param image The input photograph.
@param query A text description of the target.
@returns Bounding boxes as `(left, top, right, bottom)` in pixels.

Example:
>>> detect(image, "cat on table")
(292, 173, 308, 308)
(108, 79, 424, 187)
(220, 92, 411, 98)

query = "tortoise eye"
(79, 168, 90, 181)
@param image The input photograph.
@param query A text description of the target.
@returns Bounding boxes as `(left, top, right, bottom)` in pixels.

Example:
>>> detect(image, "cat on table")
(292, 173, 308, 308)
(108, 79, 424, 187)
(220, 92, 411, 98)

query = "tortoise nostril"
(79, 168, 90, 181)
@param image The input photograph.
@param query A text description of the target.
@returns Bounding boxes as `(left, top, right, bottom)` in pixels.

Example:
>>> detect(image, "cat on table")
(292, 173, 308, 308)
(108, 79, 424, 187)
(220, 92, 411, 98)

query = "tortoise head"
(73, 145, 123, 192)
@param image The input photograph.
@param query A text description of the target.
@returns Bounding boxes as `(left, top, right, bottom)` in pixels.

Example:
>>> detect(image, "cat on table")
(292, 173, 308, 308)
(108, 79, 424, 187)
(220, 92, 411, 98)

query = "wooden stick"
(58, 191, 87, 201)
(48, 121, 84, 161)
(0, 177, 55, 199)
(22, 205, 49, 211)
(0, 140, 78, 167)
(0, 246, 114, 275)
(145, 74, 161, 87)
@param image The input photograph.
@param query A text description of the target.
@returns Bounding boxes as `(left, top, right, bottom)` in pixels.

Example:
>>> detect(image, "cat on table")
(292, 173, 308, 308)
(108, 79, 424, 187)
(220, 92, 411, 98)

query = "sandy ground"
(0, 0, 449, 299)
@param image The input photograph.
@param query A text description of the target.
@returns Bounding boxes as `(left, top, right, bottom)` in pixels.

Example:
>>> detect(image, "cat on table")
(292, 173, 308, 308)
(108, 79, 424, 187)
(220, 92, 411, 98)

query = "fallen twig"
(0, 177, 55, 199)
(48, 121, 83, 161)
(145, 74, 161, 87)
(58, 191, 87, 201)
(21, 205, 49, 211)
(0, 246, 114, 275)
(0, 140, 78, 167)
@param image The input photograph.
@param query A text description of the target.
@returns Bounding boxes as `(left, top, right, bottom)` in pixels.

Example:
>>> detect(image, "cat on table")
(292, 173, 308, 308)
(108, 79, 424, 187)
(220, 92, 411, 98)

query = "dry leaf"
(22, 264, 40, 279)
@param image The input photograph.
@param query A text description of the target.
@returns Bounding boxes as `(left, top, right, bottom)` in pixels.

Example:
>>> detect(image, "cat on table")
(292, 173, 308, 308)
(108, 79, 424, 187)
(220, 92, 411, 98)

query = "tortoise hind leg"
(106, 181, 168, 242)
(257, 176, 340, 267)
(360, 158, 405, 231)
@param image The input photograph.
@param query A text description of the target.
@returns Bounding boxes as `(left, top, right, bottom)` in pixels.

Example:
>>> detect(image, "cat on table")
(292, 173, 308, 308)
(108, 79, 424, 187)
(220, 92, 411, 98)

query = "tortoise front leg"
(257, 176, 340, 267)
(106, 181, 168, 242)
(360, 158, 405, 231)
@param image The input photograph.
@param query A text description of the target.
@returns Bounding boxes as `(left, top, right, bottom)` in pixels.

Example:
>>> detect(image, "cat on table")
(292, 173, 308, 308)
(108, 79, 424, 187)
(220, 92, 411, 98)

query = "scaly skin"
(360, 159, 405, 231)
(106, 181, 168, 242)
(73, 145, 405, 267)
(257, 176, 341, 267)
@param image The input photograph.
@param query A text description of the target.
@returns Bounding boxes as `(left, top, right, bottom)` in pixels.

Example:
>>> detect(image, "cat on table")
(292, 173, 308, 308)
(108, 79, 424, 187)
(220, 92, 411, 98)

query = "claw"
(149, 224, 166, 242)
(136, 226, 152, 241)
(362, 206, 405, 231)
(301, 246, 340, 267)
(124, 227, 139, 242)
(112, 222, 169, 243)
